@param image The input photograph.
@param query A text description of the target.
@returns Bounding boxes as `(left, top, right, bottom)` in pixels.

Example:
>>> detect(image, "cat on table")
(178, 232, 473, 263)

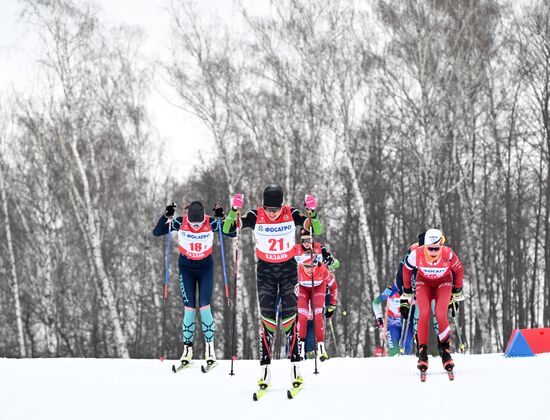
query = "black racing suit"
(226, 207, 321, 365)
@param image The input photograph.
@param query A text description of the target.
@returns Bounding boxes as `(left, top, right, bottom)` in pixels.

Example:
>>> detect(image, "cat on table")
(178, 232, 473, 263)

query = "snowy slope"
(1, 353, 548, 420)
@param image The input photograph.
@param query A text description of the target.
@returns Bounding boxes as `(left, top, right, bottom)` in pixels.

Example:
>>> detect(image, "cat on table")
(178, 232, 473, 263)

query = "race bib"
(254, 221, 296, 262)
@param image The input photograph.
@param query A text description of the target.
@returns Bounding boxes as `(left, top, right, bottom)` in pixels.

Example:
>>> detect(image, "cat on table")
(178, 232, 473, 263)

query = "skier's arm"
(292, 208, 322, 235)
(450, 251, 464, 289)
(321, 245, 340, 270)
(402, 252, 416, 292)
(371, 286, 391, 319)
(152, 215, 182, 236)
(326, 272, 338, 306)
(222, 208, 257, 234)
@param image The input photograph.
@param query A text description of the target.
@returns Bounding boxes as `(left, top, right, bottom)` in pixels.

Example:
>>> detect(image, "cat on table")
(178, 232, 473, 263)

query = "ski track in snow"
(0, 353, 548, 420)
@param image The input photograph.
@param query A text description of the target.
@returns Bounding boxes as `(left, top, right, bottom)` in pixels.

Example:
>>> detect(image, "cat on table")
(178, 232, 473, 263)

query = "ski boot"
(438, 339, 455, 373)
(258, 364, 271, 390)
(204, 341, 216, 366)
(318, 342, 330, 362)
(180, 342, 193, 366)
(417, 344, 428, 381)
(290, 362, 304, 390)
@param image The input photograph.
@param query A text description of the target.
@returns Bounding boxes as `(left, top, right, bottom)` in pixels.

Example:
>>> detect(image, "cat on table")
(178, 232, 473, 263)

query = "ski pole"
(229, 210, 241, 376)
(329, 318, 339, 357)
(160, 218, 172, 362)
(399, 296, 415, 355)
(451, 300, 466, 353)
(217, 216, 230, 305)
(307, 210, 319, 374)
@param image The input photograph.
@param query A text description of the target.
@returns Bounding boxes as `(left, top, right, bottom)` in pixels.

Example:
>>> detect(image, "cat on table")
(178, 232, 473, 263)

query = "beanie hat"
(263, 184, 284, 207)
(187, 201, 205, 223)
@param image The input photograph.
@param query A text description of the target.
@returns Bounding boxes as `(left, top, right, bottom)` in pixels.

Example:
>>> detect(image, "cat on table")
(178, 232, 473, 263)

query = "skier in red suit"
(297, 253, 338, 361)
(401, 228, 464, 373)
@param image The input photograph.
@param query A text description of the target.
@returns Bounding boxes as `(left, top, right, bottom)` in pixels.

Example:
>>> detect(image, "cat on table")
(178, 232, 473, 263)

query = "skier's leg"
(415, 282, 432, 347)
(415, 281, 432, 371)
(431, 299, 440, 337)
(434, 283, 452, 343)
(313, 285, 326, 343)
(434, 282, 454, 370)
(297, 287, 309, 340)
(277, 260, 300, 363)
(178, 263, 197, 361)
(386, 323, 401, 356)
(257, 261, 279, 366)
(198, 260, 215, 343)
(305, 320, 315, 356)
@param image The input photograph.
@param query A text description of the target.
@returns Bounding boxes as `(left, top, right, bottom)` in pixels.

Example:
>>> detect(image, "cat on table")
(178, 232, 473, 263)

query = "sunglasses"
(301, 238, 312, 243)
(264, 206, 281, 213)
(303, 264, 313, 269)
(427, 246, 441, 252)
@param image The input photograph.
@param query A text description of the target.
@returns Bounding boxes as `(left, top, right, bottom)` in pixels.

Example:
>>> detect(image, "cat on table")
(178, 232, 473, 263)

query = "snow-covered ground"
(1, 353, 548, 420)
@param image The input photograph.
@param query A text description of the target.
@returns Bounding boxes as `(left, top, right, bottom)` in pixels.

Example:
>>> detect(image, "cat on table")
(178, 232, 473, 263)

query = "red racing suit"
(402, 245, 464, 346)
(297, 263, 338, 343)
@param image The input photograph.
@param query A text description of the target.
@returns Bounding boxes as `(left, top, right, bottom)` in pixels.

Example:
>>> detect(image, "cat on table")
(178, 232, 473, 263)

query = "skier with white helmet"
(401, 228, 465, 380)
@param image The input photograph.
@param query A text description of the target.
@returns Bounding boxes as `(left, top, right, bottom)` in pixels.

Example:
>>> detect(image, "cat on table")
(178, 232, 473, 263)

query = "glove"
(164, 202, 177, 218)
(376, 317, 384, 329)
(452, 287, 465, 302)
(212, 204, 225, 218)
(304, 194, 316, 210)
(325, 304, 336, 319)
(232, 193, 244, 209)
(400, 289, 412, 319)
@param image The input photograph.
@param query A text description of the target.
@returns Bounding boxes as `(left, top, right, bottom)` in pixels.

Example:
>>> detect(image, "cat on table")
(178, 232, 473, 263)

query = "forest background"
(1, 0, 549, 360)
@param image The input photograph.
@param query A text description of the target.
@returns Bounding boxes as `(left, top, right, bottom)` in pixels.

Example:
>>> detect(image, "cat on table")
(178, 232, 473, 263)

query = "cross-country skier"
(153, 201, 228, 369)
(396, 232, 442, 356)
(223, 184, 321, 396)
(294, 228, 340, 269)
(297, 253, 338, 361)
(401, 228, 464, 377)
(372, 282, 414, 356)
(294, 228, 340, 359)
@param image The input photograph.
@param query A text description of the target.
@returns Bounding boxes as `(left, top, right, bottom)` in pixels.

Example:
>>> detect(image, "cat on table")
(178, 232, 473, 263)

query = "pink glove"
(232, 193, 244, 209)
(304, 194, 316, 210)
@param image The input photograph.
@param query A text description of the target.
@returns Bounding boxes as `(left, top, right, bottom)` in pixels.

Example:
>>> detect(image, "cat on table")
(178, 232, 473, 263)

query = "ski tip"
(201, 365, 206, 373)
(253, 393, 258, 401)
(287, 390, 293, 399)
(171, 364, 176, 373)
(420, 372, 427, 382)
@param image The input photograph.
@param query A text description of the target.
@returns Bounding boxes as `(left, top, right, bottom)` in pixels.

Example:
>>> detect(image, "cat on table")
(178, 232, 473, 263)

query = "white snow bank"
(1, 353, 548, 420)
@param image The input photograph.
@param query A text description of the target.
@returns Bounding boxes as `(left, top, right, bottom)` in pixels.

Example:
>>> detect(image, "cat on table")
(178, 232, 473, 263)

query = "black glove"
(400, 288, 413, 320)
(400, 299, 410, 320)
(212, 204, 225, 218)
(325, 304, 336, 319)
(164, 202, 177, 218)
(324, 255, 334, 266)
(376, 317, 384, 329)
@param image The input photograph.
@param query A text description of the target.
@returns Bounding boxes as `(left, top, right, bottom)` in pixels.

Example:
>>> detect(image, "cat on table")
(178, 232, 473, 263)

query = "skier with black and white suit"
(223, 184, 322, 399)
